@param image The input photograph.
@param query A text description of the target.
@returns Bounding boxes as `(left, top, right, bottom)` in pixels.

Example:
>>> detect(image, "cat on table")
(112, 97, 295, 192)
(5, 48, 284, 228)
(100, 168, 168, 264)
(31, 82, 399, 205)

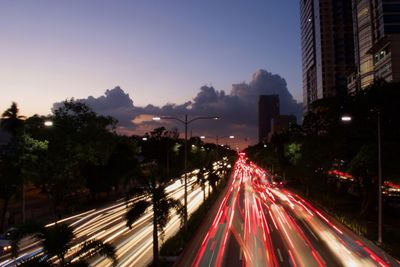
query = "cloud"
(52, 69, 303, 146)
(53, 86, 137, 129)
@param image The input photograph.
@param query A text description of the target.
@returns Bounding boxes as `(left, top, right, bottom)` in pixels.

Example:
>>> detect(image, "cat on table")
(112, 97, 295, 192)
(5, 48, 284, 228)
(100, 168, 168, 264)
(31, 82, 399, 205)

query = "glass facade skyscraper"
(350, 0, 400, 93)
(300, 0, 355, 111)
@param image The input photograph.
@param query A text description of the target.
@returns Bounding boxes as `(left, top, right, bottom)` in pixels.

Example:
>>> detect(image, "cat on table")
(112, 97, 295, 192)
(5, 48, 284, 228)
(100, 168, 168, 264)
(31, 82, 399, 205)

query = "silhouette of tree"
(125, 166, 183, 267)
(10, 222, 117, 266)
(1, 102, 25, 136)
(125, 128, 184, 267)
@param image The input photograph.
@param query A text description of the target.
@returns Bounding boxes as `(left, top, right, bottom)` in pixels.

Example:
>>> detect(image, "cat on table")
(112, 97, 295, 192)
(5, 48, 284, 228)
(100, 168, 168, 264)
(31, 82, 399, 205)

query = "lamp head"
(44, 120, 53, 127)
(341, 115, 352, 122)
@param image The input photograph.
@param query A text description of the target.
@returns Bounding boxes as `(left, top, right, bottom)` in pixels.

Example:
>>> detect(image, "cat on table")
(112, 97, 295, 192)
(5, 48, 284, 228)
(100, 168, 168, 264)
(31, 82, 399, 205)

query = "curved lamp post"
(200, 135, 235, 145)
(153, 115, 219, 226)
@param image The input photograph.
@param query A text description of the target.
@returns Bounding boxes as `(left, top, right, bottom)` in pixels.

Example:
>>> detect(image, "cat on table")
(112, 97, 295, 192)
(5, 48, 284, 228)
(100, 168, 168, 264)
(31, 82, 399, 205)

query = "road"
(0, 161, 227, 267)
(191, 156, 400, 267)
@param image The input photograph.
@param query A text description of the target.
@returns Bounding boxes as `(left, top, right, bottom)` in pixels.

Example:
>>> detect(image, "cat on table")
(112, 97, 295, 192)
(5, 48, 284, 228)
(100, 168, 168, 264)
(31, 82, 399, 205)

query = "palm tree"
(193, 167, 207, 202)
(10, 222, 117, 266)
(125, 166, 183, 267)
(207, 169, 220, 193)
(1, 102, 25, 136)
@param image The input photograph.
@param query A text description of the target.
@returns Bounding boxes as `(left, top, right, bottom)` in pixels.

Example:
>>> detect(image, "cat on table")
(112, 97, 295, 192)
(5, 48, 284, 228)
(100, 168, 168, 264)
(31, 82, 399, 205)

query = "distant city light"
(142, 137, 148, 141)
(229, 135, 235, 139)
(200, 136, 206, 139)
(152, 117, 161, 121)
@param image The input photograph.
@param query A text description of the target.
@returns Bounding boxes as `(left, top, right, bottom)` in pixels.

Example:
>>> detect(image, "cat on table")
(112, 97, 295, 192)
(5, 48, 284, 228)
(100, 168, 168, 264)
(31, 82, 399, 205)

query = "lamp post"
(341, 112, 382, 243)
(200, 135, 235, 158)
(377, 111, 382, 244)
(200, 135, 235, 145)
(22, 126, 26, 223)
(153, 115, 219, 226)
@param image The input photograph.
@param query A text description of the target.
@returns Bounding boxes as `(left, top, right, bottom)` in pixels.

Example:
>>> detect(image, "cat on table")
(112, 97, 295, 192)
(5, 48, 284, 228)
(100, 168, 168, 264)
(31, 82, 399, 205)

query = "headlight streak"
(1, 160, 228, 267)
(90, 177, 208, 267)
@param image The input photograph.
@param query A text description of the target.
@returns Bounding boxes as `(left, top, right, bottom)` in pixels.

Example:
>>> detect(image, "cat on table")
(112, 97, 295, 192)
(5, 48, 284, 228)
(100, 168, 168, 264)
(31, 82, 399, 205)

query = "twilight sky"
(1, 1, 302, 147)
(0, 1, 301, 116)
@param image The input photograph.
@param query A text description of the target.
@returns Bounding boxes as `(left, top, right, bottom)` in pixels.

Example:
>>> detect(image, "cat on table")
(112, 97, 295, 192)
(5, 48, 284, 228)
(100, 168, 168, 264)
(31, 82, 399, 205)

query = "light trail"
(0, 160, 229, 267)
(190, 158, 399, 267)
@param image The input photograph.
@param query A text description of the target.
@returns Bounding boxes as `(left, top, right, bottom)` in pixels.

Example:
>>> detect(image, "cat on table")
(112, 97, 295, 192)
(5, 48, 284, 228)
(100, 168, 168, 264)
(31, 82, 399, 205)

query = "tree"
(126, 127, 184, 267)
(0, 102, 26, 231)
(125, 165, 183, 267)
(126, 128, 185, 267)
(1, 102, 25, 136)
(0, 103, 54, 230)
(10, 222, 117, 266)
(0, 149, 21, 232)
(33, 100, 117, 217)
(205, 163, 220, 193)
(194, 167, 207, 202)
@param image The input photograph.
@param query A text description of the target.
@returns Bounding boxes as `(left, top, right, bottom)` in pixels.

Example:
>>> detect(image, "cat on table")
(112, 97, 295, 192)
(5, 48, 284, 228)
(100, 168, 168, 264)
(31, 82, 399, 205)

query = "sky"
(0, 1, 302, 147)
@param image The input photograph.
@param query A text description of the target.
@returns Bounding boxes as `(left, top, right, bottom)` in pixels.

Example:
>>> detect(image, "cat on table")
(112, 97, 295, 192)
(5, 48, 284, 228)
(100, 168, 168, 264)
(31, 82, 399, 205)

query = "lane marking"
(277, 248, 283, 262)
(301, 220, 319, 241)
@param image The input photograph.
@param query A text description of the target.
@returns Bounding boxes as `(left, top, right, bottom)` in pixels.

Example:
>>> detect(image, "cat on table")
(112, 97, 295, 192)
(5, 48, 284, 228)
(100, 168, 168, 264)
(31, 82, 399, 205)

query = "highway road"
(191, 156, 400, 267)
(0, 161, 227, 267)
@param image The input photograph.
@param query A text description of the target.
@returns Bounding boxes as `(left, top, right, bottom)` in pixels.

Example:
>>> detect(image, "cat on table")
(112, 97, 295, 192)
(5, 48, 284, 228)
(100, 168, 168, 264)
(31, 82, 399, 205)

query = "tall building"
(349, 0, 400, 93)
(258, 95, 279, 143)
(300, 0, 355, 111)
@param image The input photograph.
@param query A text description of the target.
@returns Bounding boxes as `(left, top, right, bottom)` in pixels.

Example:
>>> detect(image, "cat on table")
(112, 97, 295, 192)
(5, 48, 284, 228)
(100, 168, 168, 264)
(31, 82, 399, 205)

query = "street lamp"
(341, 113, 383, 243)
(152, 115, 219, 226)
(341, 115, 352, 122)
(44, 120, 54, 127)
(200, 135, 235, 145)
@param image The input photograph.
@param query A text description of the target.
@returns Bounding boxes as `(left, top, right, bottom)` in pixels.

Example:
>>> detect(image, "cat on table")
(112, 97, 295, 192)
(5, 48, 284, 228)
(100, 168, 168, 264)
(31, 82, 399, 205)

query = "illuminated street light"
(44, 120, 53, 127)
(200, 135, 235, 145)
(341, 115, 352, 122)
(152, 114, 220, 226)
(142, 137, 148, 141)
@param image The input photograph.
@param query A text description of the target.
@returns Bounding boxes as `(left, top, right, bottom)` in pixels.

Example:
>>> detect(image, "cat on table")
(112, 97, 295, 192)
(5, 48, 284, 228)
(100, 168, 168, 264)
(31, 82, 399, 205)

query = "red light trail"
(191, 158, 399, 267)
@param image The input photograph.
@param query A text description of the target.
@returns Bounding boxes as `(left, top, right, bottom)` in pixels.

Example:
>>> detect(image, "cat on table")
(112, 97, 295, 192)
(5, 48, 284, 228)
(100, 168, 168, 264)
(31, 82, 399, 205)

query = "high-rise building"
(349, 0, 400, 93)
(300, 0, 355, 111)
(258, 95, 279, 143)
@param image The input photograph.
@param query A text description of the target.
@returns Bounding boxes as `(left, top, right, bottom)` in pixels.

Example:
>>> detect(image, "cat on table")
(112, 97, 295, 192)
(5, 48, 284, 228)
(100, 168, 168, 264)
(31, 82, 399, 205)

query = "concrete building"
(300, 0, 355, 111)
(258, 95, 279, 143)
(349, 0, 400, 93)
